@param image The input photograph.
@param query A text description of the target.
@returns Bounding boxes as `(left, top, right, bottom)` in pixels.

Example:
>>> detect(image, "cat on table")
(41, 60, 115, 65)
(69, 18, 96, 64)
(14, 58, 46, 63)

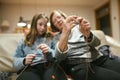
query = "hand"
(77, 17, 91, 38)
(58, 15, 77, 52)
(25, 54, 36, 65)
(62, 15, 77, 33)
(37, 44, 49, 54)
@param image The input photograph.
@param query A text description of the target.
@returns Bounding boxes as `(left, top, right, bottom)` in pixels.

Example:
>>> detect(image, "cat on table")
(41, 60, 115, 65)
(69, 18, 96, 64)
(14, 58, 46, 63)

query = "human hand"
(25, 54, 36, 65)
(62, 15, 77, 33)
(37, 43, 49, 54)
(77, 17, 91, 38)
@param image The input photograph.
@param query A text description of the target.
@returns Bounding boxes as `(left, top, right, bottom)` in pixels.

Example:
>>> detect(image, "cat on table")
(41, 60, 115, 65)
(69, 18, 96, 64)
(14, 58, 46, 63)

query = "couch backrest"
(0, 33, 24, 72)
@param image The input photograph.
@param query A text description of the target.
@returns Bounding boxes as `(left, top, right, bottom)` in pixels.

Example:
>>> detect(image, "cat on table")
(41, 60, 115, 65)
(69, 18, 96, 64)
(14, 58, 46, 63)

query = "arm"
(58, 30, 70, 52)
(13, 39, 36, 70)
(58, 16, 77, 52)
(54, 16, 77, 61)
(87, 32, 101, 47)
(13, 39, 26, 70)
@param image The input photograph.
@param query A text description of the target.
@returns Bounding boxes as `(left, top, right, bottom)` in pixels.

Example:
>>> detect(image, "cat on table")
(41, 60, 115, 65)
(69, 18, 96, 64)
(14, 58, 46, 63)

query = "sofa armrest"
(92, 30, 120, 57)
(0, 55, 17, 72)
(0, 33, 24, 72)
(105, 35, 120, 56)
(105, 35, 120, 48)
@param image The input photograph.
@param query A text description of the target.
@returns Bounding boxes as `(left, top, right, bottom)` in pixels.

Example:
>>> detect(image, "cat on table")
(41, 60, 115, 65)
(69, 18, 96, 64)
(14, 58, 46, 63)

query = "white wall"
(110, 0, 120, 40)
(0, 4, 94, 33)
(0, 1, 120, 41)
(93, 0, 120, 41)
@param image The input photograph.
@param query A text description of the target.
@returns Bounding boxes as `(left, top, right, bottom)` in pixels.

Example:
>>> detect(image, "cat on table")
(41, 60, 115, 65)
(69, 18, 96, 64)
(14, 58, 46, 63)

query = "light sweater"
(53, 25, 102, 63)
(13, 37, 54, 70)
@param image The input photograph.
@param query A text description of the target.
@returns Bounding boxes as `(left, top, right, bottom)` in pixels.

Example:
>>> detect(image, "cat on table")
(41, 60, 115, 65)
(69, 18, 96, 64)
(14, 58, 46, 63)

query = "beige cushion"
(93, 30, 120, 57)
(0, 33, 24, 72)
(105, 35, 120, 56)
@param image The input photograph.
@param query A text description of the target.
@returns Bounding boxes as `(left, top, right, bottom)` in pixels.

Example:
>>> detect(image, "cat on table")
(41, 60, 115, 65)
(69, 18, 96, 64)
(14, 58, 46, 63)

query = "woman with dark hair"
(13, 13, 56, 80)
(50, 10, 120, 80)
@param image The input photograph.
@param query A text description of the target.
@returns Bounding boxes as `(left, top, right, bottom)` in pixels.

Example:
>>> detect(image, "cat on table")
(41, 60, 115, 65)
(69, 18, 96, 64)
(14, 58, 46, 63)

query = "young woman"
(50, 10, 120, 80)
(13, 13, 67, 80)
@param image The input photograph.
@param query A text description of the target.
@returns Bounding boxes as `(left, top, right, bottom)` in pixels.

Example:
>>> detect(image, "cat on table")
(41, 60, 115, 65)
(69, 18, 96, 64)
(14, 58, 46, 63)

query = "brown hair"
(24, 13, 48, 47)
(50, 10, 67, 32)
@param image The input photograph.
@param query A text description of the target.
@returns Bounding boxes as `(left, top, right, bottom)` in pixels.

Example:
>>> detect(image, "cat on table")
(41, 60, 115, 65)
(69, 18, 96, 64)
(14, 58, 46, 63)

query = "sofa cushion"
(0, 33, 24, 72)
(105, 35, 120, 56)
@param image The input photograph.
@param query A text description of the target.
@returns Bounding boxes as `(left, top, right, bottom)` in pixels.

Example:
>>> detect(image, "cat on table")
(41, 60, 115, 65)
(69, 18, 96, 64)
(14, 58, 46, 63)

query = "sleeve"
(49, 34, 69, 62)
(89, 32, 101, 47)
(13, 39, 26, 71)
(54, 42, 69, 62)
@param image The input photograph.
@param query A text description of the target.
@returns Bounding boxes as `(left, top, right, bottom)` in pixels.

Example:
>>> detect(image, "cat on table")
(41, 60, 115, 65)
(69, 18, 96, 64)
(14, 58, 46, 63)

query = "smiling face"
(51, 11, 66, 32)
(36, 18, 48, 36)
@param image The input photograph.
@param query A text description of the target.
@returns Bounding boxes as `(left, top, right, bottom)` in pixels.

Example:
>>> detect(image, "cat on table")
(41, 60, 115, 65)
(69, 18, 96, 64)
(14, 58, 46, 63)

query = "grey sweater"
(53, 25, 102, 63)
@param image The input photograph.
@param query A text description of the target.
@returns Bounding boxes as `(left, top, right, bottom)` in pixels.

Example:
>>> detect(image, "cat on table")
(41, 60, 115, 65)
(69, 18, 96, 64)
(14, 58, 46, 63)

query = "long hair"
(24, 13, 48, 47)
(50, 10, 67, 32)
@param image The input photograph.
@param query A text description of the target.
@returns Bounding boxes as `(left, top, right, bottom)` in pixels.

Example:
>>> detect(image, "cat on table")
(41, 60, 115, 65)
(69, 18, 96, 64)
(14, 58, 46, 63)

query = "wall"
(0, 1, 120, 41)
(110, 0, 120, 41)
(118, 0, 120, 40)
(93, 0, 120, 41)
(0, 4, 94, 33)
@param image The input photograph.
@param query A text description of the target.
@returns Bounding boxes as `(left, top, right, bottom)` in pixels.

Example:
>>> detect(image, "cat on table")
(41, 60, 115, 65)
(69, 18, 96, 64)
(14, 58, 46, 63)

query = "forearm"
(13, 57, 25, 71)
(89, 32, 101, 47)
(55, 42, 68, 61)
(58, 31, 70, 52)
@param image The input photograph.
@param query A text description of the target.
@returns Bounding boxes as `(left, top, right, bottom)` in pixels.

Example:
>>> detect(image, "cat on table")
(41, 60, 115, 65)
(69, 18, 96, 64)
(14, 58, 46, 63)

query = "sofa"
(0, 33, 24, 80)
(0, 30, 120, 80)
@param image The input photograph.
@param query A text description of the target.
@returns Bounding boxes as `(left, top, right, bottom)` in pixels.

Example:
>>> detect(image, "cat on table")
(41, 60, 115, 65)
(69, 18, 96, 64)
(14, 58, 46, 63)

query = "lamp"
(17, 16, 26, 27)
(0, 2, 10, 31)
(1, 20, 10, 27)
(0, 20, 10, 32)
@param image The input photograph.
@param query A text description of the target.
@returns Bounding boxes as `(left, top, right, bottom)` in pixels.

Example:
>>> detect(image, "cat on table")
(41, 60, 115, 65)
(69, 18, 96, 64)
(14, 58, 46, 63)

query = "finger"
(71, 23, 76, 29)
(38, 44, 48, 50)
(37, 43, 46, 48)
(43, 51, 48, 54)
(67, 16, 77, 23)
(80, 18, 87, 24)
(83, 23, 91, 31)
(71, 16, 78, 22)
(42, 48, 49, 53)
(40, 46, 47, 50)
(77, 17, 83, 23)
(26, 55, 36, 61)
(37, 44, 42, 49)
(25, 58, 33, 65)
(80, 19, 90, 30)
(27, 58, 34, 62)
(28, 53, 36, 56)
(27, 60, 32, 65)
